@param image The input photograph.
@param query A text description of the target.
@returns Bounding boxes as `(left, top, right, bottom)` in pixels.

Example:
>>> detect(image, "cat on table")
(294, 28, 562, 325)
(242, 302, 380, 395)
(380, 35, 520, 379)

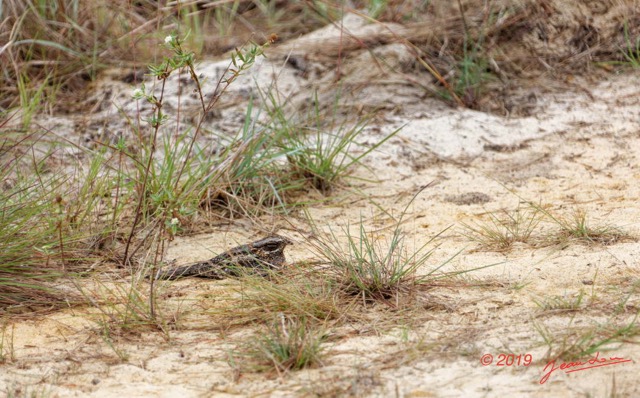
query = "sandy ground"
(2, 13, 640, 398)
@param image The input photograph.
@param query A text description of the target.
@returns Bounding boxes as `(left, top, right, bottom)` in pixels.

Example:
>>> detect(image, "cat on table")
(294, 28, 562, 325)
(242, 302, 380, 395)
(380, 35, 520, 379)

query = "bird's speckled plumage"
(153, 235, 292, 280)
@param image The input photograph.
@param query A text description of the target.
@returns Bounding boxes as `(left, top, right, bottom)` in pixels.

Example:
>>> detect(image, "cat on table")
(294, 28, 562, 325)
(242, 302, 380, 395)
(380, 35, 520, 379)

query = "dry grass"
(541, 208, 633, 247)
(1, 0, 158, 111)
(0, 0, 327, 114)
(239, 314, 327, 374)
(3, 0, 638, 118)
(2, 3, 640, 395)
(0, 323, 16, 363)
(461, 204, 543, 251)
(533, 291, 586, 314)
(1, 29, 400, 319)
(198, 266, 353, 331)
(462, 202, 634, 252)
(532, 277, 640, 366)
(535, 314, 640, 363)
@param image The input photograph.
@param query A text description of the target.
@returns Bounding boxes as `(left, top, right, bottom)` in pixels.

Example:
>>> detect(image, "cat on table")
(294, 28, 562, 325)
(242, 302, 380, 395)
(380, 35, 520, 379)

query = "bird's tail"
(153, 263, 203, 280)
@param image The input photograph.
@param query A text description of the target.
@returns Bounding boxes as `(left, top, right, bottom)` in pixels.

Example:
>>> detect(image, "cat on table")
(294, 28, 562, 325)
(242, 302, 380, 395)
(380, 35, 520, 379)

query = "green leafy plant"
(122, 34, 273, 266)
(367, 0, 389, 19)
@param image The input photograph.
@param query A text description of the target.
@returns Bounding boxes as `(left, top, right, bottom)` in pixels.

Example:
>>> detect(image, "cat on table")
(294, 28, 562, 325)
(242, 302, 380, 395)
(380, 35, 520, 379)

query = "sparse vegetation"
(0, 323, 15, 363)
(534, 313, 640, 362)
(0, 132, 86, 312)
(308, 189, 446, 302)
(234, 266, 348, 322)
(199, 265, 350, 330)
(599, 20, 640, 70)
(462, 203, 633, 251)
(538, 207, 631, 246)
(310, 220, 439, 301)
(263, 89, 401, 195)
(621, 21, 640, 67)
(443, 0, 496, 107)
(0, 0, 327, 113)
(243, 315, 326, 374)
(533, 291, 586, 313)
(461, 204, 543, 251)
(1, 30, 403, 317)
(2, 0, 640, 396)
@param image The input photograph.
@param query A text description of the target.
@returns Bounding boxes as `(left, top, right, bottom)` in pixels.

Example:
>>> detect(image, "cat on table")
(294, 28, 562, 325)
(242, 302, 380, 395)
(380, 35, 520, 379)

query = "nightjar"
(153, 235, 292, 280)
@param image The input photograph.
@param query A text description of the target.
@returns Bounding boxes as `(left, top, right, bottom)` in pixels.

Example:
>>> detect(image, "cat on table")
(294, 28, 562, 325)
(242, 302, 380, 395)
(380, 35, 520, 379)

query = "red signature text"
(540, 352, 632, 384)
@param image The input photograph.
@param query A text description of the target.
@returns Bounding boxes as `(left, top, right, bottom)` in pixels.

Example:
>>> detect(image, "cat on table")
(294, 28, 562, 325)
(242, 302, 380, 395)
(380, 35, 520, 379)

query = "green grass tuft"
(244, 315, 326, 374)
(308, 187, 451, 302)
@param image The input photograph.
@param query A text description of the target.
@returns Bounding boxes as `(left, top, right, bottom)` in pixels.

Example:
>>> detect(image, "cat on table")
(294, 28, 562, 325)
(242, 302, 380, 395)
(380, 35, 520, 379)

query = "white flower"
(170, 218, 180, 226)
(132, 88, 143, 98)
(164, 35, 174, 44)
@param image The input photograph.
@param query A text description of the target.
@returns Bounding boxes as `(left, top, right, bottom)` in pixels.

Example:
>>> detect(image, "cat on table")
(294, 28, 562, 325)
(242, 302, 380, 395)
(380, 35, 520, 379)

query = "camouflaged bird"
(153, 235, 292, 280)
